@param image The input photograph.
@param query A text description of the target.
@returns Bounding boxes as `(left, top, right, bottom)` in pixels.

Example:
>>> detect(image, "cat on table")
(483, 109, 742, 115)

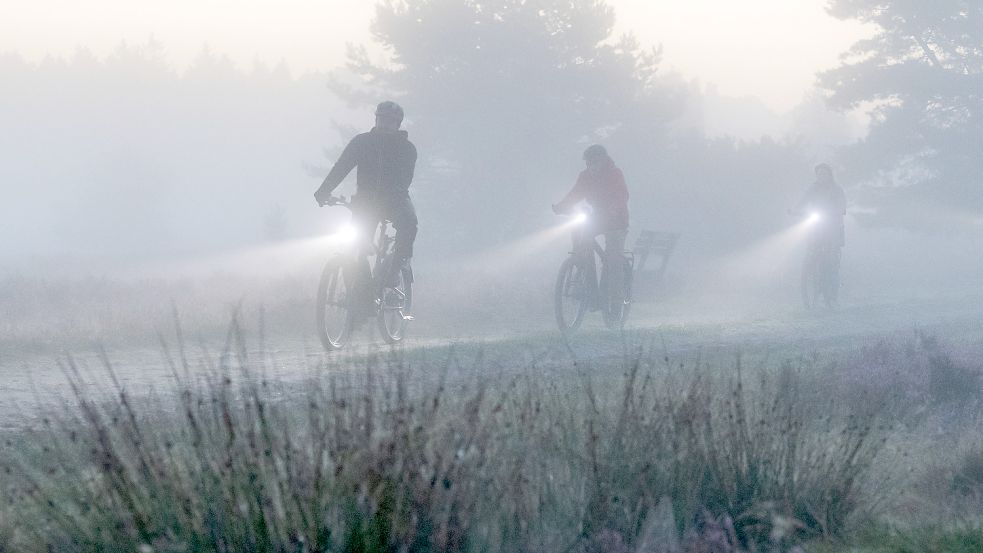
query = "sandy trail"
(2, 288, 982, 433)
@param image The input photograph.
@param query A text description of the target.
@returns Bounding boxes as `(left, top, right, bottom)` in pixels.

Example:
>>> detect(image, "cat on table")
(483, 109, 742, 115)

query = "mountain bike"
(554, 215, 633, 333)
(316, 196, 413, 350)
(801, 241, 840, 309)
(795, 210, 841, 310)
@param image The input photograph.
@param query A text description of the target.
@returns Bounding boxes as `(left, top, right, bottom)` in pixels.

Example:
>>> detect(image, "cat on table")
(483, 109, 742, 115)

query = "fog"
(6, 3, 983, 549)
(1, 0, 982, 351)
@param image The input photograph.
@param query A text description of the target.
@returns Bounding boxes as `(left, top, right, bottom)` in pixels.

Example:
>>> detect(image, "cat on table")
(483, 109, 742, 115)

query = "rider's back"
(323, 128, 418, 200)
(800, 180, 846, 247)
(567, 163, 630, 231)
(801, 181, 845, 217)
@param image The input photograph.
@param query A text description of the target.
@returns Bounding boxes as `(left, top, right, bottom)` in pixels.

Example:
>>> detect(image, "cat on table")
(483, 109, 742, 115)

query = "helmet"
(814, 163, 833, 176)
(375, 101, 404, 123)
(583, 144, 608, 161)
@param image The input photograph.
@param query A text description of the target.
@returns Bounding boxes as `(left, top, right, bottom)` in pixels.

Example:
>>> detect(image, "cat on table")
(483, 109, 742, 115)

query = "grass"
(0, 319, 917, 553)
(809, 523, 983, 553)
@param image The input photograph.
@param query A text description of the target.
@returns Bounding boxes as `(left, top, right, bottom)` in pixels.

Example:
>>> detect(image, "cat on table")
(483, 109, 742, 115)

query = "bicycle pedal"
(401, 314, 415, 321)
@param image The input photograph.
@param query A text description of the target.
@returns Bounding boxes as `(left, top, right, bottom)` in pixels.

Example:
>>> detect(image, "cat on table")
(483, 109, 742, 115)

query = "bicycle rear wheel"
(604, 256, 633, 329)
(378, 266, 412, 344)
(819, 248, 840, 308)
(555, 256, 590, 334)
(801, 250, 822, 310)
(317, 257, 353, 350)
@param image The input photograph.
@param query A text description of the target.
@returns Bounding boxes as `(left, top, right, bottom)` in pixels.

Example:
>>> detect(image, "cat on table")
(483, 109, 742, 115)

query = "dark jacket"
(556, 160, 630, 231)
(318, 128, 417, 201)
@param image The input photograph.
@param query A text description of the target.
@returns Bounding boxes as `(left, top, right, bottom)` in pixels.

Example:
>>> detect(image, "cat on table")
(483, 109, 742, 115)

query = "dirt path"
(3, 289, 983, 433)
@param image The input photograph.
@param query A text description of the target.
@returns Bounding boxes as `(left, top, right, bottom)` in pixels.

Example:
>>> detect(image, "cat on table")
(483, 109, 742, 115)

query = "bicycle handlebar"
(318, 195, 350, 208)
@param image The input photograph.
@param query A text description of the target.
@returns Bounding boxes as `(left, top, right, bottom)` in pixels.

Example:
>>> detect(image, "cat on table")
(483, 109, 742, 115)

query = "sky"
(0, 0, 871, 112)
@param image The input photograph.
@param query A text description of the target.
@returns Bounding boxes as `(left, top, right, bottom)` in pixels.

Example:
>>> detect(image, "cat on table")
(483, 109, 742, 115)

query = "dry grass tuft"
(0, 323, 900, 552)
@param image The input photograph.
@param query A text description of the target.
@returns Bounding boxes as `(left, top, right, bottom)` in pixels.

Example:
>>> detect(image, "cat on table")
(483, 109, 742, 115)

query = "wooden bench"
(631, 230, 680, 296)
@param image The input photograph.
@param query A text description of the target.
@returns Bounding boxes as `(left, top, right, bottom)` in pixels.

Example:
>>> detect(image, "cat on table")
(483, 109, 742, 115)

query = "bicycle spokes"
(317, 260, 352, 350)
(378, 268, 412, 343)
(555, 257, 591, 333)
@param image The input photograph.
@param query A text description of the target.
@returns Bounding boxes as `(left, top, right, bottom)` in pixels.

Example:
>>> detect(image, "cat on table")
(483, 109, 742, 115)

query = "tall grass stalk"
(1, 326, 891, 552)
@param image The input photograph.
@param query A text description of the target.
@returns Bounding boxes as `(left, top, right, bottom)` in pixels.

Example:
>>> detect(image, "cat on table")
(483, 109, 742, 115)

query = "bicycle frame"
(569, 235, 613, 303)
(323, 197, 396, 286)
(789, 207, 841, 309)
(555, 225, 634, 333)
(317, 195, 413, 349)
(802, 240, 840, 305)
(368, 221, 395, 278)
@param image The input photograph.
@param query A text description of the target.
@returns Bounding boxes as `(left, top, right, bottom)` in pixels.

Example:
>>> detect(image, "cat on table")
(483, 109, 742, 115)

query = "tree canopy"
(822, 1, 983, 228)
(335, 0, 683, 249)
(333, 1, 826, 258)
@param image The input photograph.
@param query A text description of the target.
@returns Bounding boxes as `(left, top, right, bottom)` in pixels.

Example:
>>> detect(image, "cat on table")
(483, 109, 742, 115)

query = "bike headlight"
(806, 212, 822, 225)
(573, 212, 588, 225)
(332, 225, 358, 243)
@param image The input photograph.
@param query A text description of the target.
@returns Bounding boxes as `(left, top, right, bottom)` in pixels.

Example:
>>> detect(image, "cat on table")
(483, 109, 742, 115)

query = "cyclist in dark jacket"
(792, 163, 847, 306)
(315, 101, 418, 263)
(794, 163, 846, 248)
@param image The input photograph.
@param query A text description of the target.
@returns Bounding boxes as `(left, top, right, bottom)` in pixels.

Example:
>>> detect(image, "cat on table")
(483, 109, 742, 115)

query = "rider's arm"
(610, 168, 628, 205)
(555, 172, 588, 213)
(316, 136, 361, 198)
(790, 184, 816, 215)
(835, 185, 847, 215)
(394, 142, 418, 193)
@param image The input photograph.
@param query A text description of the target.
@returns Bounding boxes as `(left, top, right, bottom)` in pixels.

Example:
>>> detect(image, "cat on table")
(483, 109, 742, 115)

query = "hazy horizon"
(0, 0, 871, 112)
(3, 4, 983, 550)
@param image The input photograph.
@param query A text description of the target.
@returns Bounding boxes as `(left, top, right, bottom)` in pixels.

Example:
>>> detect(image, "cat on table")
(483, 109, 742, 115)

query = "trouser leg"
(350, 202, 379, 315)
(828, 247, 842, 301)
(387, 196, 418, 260)
(603, 229, 628, 304)
(571, 221, 600, 252)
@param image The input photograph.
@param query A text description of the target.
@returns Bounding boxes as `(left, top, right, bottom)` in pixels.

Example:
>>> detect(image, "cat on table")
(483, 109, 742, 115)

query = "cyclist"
(315, 101, 418, 289)
(552, 144, 630, 308)
(315, 101, 418, 264)
(793, 163, 847, 304)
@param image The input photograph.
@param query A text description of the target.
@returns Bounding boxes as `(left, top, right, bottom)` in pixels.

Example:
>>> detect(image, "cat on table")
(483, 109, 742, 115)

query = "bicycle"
(316, 196, 413, 350)
(554, 214, 634, 333)
(794, 210, 841, 310)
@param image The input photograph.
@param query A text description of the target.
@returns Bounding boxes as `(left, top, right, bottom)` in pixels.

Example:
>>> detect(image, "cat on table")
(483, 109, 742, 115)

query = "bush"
(3, 344, 515, 551)
(952, 448, 983, 497)
(1, 328, 890, 552)
(841, 524, 983, 553)
(573, 357, 887, 551)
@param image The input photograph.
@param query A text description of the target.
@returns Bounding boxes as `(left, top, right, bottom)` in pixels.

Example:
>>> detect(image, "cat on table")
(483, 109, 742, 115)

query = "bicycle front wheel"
(801, 251, 821, 310)
(317, 257, 353, 350)
(555, 256, 590, 334)
(377, 266, 412, 344)
(604, 257, 633, 329)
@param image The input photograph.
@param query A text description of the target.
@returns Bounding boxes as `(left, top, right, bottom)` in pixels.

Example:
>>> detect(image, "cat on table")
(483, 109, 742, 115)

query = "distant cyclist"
(792, 163, 847, 306)
(793, 163, 846, 249)
(315, 101, 418, 278)
(552, 144, 630, 306)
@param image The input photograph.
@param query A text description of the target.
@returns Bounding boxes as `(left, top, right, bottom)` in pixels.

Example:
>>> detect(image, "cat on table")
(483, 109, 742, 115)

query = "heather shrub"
(1, 328, 893, 552)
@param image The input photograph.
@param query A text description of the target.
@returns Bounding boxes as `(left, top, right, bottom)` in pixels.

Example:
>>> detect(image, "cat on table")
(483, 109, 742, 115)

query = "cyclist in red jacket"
(553, 144, 630, 308)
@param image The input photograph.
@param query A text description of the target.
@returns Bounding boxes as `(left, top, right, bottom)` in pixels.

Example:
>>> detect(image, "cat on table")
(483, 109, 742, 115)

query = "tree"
(821, 1, 983, 229)
(0, 44, 339, 256)
(333, 0, 681, 253)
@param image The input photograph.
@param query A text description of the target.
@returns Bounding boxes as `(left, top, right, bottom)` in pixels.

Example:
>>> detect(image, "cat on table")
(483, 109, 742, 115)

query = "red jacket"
(556, 161, 630, 231)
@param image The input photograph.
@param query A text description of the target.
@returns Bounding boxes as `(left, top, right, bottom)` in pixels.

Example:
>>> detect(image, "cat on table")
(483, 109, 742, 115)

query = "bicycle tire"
(377, 266, 412, 344)
(555, 256, 590, 334)
(316, 257, 353, 350)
